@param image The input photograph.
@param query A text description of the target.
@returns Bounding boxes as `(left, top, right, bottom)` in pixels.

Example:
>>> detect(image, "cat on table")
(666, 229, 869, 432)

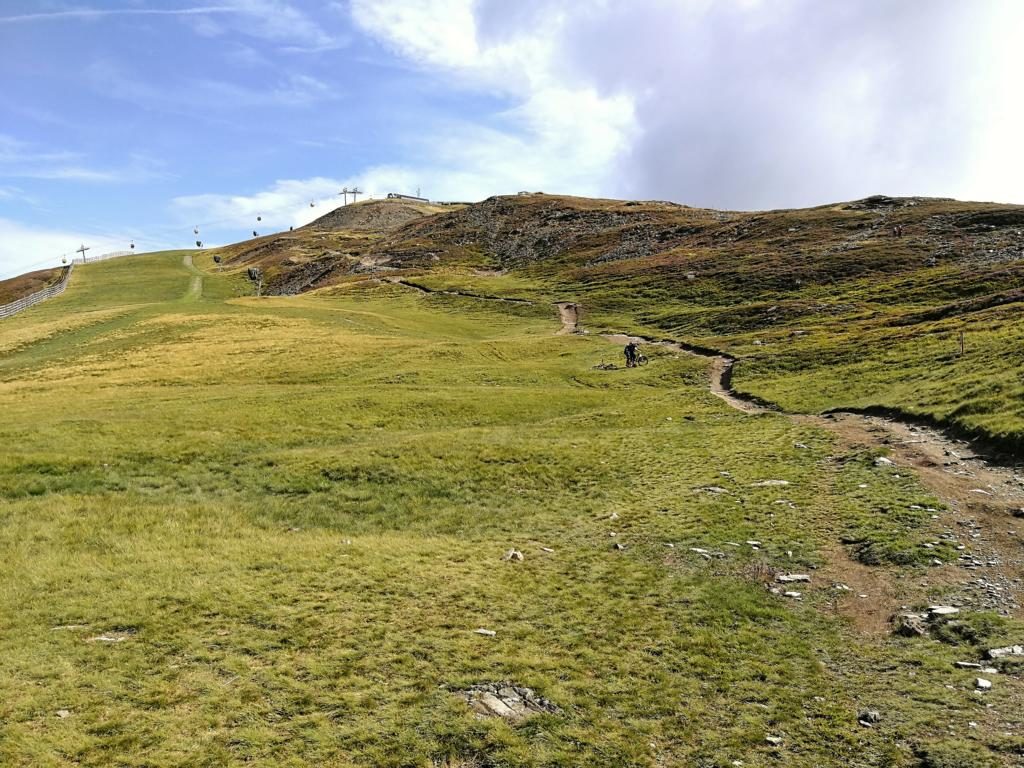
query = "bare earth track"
(386, 280, 1024, 627)
(561, 299, 1024, 629)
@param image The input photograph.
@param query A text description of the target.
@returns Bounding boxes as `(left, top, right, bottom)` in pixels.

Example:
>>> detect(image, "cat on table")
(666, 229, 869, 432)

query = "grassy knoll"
(0, 254, 1021, 766)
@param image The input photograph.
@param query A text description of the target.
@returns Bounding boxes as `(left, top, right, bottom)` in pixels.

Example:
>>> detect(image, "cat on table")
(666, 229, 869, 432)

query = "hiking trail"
(574, 300, 1024, 628)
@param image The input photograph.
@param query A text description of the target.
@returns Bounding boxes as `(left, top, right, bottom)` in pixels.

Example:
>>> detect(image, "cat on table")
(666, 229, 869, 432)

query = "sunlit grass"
(0, 254, 1020, 766)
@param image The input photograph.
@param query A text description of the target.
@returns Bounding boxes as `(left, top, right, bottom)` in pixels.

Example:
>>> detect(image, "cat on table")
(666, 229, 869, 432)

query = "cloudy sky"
(1, 0, 1022, 278)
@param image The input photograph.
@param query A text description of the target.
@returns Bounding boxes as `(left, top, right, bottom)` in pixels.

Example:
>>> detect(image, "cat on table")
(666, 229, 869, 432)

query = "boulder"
(987, 645, 1024, 659)
(892, 613, 928, 637)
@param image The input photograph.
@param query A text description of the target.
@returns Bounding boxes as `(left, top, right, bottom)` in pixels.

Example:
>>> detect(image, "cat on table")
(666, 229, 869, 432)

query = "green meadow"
(1, 253, 1021, 767)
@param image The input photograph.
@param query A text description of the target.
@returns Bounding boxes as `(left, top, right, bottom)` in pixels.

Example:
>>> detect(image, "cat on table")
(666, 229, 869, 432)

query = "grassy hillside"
(1, 252, 1022, 766)
(250, 193, 1024, 450)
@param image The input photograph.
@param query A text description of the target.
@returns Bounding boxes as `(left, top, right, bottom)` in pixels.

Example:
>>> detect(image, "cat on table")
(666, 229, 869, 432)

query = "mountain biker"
(624, 341, 639, 368)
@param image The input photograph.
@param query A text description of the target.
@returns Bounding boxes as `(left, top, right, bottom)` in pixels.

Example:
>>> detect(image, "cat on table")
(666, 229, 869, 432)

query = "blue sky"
(2, 0, 1023, 278)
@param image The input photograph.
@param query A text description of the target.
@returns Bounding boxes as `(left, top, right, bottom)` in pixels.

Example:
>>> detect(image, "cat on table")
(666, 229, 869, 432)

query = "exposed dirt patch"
(554, 302, 579, 335)
(588, 312, 1024, 630)
(807, 413, 1024, 619)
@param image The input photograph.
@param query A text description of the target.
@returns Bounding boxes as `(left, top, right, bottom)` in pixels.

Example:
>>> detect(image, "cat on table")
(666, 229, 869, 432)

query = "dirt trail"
(585, 309, 1024, 628)
(387, 278, 1024, 626)
(386, 277, 533, 305)
(182, 254, 203, 302)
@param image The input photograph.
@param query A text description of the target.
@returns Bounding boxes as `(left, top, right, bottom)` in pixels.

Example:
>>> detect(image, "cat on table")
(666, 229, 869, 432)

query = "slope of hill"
(2, 209, 1023, 767)
(226, 192, 1024, 450)
(0, 266, 62, 305)
(301, 196, 452, 232)
(206, 198, 459, 295)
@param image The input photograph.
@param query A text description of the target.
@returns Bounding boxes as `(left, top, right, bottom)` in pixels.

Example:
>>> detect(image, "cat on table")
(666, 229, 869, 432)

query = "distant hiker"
(892, 225, 899, 238)
(624, 341, 639, 368)
(897, 224, 904, 237)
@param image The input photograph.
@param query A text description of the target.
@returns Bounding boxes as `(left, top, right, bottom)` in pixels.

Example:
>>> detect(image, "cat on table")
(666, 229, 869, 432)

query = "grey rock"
(457, 681, 562, 721)
(858, 710, 882, 726)
(987, 645, 1024, 659)
(892, 613, 928, 637)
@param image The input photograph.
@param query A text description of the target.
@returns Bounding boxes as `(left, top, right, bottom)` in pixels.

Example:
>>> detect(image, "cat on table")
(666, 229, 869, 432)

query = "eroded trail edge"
(581, 306, 1024, 627)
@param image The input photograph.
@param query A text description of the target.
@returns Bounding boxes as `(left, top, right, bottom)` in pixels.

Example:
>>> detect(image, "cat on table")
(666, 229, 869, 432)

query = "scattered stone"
(664, 542, 675, 548)
(540, 547, 554, 553)
(612, 542, 626, 551)
(858, 710, 882, 726)
(987, 645, 1024, 659)
(765, 735, 783, 747)
(954, 661, 982, 669)
(794, 443, 809, 449)
(776, 574, 811, 583)
(745, 540, 762, 547)
(783, 591, 802, 599)
(699, 486, 730, 494)
(834, 583, 852, 591)
(474, 628, 497, 637)
(874, 457, 895, 467)
(969, 489, 993, 496)
(928, 605, 960, 618)
(752, 479, 790, 487)
(892, 613, 928, 637)
(56, 709, 71, 719)
(982, 667, 999, 675)
(87, 629, 135, 643)
(503, 549, 524, 562)
(456, 682, 562, 721)
(975, 678, 992, 691)
(609, 512, 619, 521)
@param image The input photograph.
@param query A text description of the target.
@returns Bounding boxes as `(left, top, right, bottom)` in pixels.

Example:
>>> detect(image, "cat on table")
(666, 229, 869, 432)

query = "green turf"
(0, 253, 1021, 766)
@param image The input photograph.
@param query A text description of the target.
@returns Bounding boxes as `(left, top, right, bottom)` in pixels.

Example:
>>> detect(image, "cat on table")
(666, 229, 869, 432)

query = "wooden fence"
(0, 264, 74, 320)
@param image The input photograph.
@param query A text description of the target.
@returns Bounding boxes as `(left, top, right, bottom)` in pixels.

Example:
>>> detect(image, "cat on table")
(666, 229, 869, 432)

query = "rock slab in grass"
(457, 682, 562, 722)
(987, 645, 1024, 659)
(892, 613, 928, 637)
(776, 574, 811, 583)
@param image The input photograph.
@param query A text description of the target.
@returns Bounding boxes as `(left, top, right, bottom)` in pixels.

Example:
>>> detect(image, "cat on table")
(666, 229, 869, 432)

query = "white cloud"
(348, 0, 634, 198)
(0, 135, 168, 185)
(0, 1, 340, 51)
(347, 0, 1024, 208)
(85, 60, 339, 113)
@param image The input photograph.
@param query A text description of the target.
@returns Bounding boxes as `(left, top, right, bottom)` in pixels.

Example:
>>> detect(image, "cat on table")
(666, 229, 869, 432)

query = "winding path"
(387, 277, 1024, 619)
(560, 297, 1024, 625)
